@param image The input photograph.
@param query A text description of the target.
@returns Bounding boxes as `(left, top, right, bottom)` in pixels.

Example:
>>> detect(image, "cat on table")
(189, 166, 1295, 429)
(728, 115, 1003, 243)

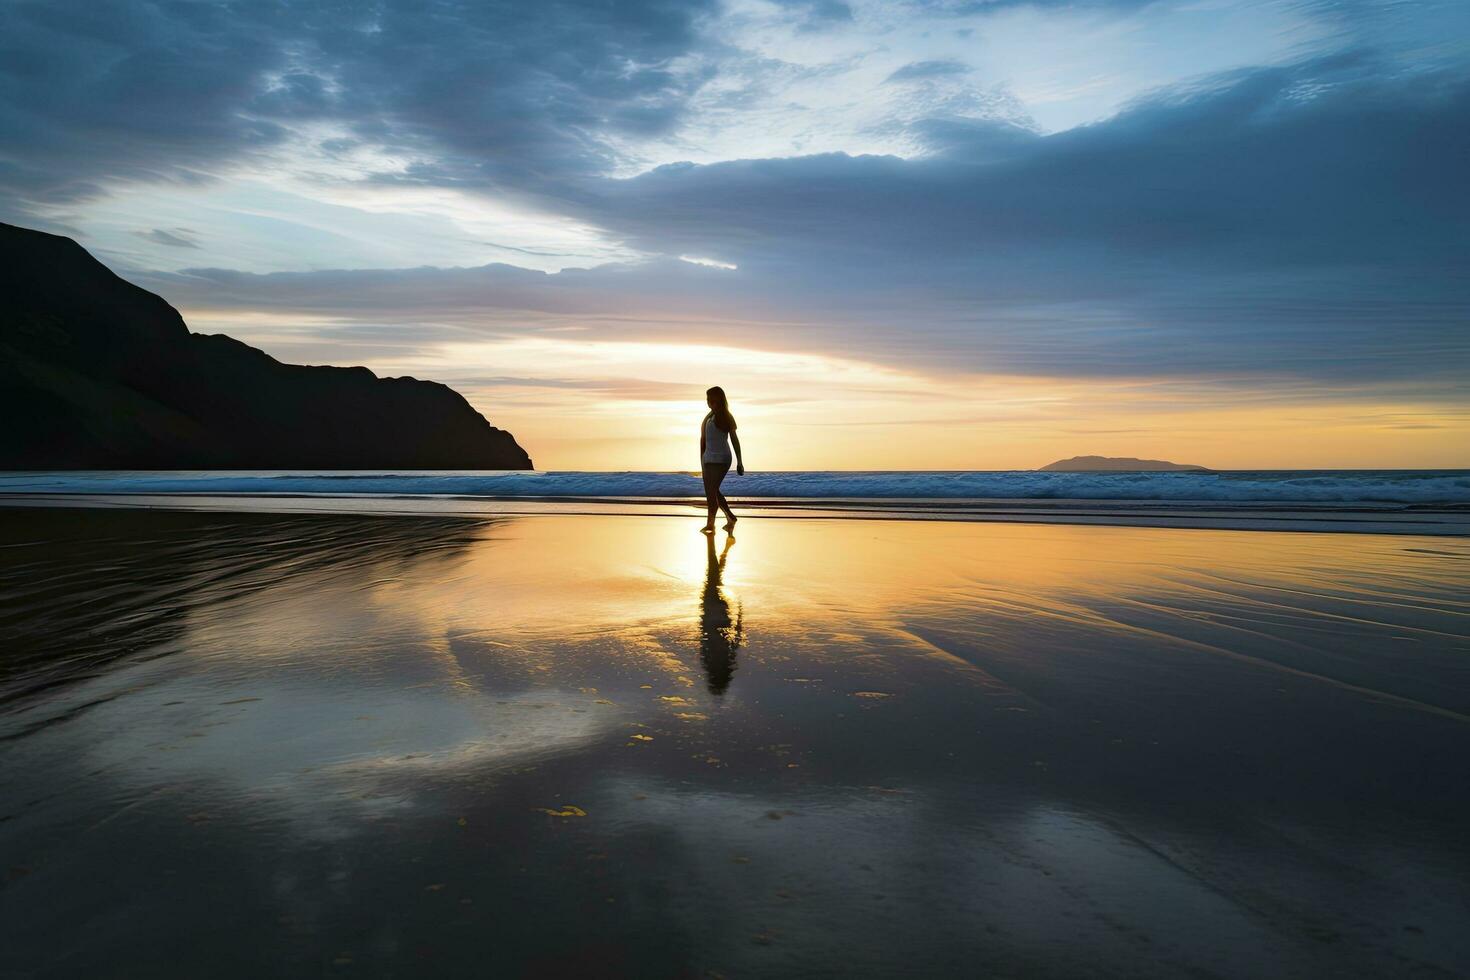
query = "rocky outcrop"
(0, 222, 532, 470)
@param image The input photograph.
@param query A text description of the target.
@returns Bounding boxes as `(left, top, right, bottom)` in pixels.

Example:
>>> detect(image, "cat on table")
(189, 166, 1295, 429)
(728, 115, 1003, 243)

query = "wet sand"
(5, 490, 1469, 535)
(2, 508, 1468, 977)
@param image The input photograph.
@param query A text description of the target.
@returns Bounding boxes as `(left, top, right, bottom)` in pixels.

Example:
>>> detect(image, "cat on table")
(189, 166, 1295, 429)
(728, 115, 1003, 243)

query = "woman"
(699, 386, 744, 534)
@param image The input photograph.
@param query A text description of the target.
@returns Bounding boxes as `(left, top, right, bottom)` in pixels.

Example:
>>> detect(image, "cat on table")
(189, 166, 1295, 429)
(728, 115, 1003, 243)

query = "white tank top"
(702, 414, 732, 464)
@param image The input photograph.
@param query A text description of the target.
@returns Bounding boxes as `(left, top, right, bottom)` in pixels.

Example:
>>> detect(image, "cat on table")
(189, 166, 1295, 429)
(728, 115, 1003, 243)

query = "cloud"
(770, 0, 856, 30)
(5, 0, 1468, 408)
(0, 0, 717, 213)
(137, 227, 199, 249)
(589, 55, 1469, 379)
(0, 2, 285, 206)
(139, 50, 1469, 399)
(886, 59, 973, 83)
(588, 53, 1469, 269)
(897, 0, 1162, 14)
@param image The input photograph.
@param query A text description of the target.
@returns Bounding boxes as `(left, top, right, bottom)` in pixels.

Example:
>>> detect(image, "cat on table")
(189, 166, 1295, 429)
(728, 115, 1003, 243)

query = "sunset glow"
(179, 311, 1470, 470)
(4, 0, 1465, 470)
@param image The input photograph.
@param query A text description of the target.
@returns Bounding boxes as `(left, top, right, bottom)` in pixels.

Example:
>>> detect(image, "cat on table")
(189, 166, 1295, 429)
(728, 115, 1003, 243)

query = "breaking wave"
(3, 470, 1469, 504)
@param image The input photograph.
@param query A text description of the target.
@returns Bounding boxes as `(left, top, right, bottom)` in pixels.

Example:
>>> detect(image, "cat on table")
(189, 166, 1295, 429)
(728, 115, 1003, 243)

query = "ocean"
(2, 469, 1468, 504)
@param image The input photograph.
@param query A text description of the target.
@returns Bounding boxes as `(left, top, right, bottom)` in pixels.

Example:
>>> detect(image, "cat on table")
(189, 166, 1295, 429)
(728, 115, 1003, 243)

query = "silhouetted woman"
(699, 386, 743, 534)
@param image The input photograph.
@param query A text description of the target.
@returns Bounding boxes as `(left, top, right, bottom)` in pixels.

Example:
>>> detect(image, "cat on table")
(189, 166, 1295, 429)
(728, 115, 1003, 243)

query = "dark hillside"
(0, 222, 531, 470)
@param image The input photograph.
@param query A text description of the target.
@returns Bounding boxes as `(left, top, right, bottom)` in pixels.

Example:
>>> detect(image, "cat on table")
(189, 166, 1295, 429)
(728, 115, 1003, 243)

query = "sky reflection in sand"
(1, 511, 1468, 977)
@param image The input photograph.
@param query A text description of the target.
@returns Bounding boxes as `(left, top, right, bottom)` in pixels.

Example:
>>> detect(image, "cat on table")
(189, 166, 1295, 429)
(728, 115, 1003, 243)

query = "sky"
(2, 0, 1467, 470)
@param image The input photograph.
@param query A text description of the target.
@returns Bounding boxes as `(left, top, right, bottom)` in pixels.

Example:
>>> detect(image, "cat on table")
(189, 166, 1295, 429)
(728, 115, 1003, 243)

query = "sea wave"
(2, 470, 1468, 504)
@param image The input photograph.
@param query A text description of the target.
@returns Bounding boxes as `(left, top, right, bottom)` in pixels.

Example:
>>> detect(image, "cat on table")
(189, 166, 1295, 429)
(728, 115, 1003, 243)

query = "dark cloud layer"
(0, 0, 715, 206)
(147, 52, 1470, 391)
(589, 55, 1468, 274)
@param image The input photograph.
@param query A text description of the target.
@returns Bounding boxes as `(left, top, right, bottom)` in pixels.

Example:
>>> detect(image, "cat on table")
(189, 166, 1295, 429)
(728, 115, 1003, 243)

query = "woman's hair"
(707, 386, 736, 433)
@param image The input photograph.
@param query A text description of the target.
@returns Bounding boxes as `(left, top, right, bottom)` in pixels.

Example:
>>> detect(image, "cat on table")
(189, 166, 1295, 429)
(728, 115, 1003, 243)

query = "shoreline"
(2, 491, 1467, 535)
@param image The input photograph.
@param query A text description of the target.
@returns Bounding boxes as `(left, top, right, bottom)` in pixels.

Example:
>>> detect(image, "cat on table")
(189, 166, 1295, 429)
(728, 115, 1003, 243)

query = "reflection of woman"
(699, 386, 744, 534)
(699, 532, 744, 696)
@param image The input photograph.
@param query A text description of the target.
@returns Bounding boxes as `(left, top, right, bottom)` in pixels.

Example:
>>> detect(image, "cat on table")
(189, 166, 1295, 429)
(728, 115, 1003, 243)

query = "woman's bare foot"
(700, 525, 716, 534)
(723, 519, 737, 532)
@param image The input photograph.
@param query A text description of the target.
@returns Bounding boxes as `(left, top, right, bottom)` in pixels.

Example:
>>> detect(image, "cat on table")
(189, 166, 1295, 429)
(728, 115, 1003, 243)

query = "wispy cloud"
(136, 227, 200, 249)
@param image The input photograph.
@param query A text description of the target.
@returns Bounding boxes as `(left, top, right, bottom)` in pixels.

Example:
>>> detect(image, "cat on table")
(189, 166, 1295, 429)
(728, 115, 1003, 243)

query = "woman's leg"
(713, 462, 735, 527)
(702, 464, 720, 530)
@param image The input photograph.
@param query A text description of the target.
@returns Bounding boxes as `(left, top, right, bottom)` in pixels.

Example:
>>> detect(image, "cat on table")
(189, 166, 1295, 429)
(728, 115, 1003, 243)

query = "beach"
(6, 0, 1468, 974)
(1, 504, 1468, 977)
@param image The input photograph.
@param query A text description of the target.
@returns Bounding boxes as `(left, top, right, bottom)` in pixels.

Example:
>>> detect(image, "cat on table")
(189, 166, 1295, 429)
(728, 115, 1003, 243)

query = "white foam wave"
(2, 470, 1468, 504)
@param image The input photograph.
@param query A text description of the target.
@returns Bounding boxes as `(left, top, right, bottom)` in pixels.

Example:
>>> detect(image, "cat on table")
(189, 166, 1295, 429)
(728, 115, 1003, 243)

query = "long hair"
(707, 386, 736, 433)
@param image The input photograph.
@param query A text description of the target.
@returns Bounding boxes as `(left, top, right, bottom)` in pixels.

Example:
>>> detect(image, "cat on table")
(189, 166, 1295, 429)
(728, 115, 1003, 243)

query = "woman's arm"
(699, 415, 707, 457)
(731, 431, 744, 475)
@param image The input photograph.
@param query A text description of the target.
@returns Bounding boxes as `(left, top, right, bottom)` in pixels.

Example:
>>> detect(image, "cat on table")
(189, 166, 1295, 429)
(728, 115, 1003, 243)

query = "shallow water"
(2, 509, 1468, 977)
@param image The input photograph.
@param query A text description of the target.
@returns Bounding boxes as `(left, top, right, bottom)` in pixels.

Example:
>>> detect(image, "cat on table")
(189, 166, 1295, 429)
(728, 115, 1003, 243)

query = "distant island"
(1040, 455, 1213, 473)
(0, 222, 531, 470)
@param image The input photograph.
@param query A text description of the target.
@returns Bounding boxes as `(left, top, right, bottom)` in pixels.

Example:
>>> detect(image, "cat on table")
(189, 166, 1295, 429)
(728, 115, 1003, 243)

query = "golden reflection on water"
(699, 533, 743, 695)
(10, 512, 1469, 804)
(181, 515, 1470, 695)
(5, 511, 1470, 979)
(150, 514, 1469, 745)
